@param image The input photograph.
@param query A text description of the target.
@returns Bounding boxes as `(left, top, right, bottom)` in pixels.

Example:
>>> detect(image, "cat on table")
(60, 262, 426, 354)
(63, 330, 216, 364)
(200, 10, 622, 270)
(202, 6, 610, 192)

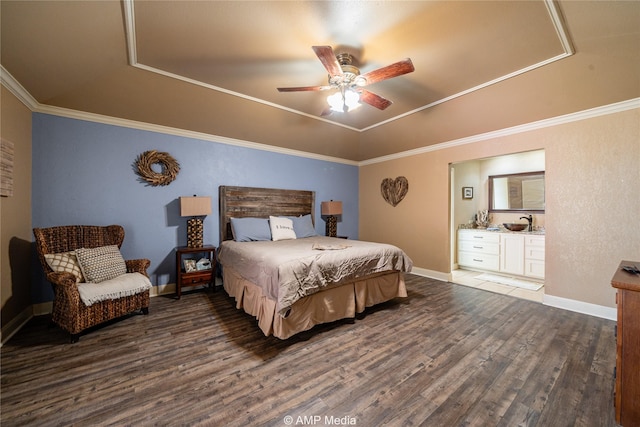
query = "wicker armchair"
(33, 225, 151, 342)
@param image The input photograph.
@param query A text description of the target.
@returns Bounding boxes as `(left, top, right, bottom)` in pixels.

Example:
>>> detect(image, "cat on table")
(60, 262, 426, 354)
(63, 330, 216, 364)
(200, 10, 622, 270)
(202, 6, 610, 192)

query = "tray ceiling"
(2, 0, 638, 161)
(129, 0, 571, 131)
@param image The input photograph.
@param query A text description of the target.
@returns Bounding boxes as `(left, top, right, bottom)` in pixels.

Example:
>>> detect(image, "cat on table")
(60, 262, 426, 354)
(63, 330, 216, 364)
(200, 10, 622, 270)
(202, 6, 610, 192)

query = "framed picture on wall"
(462, 187, 473, 199)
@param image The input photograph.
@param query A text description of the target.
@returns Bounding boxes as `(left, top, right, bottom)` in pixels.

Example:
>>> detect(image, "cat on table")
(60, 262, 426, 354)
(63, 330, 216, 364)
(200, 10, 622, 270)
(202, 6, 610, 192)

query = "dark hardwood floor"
(1, 275, 617, 426)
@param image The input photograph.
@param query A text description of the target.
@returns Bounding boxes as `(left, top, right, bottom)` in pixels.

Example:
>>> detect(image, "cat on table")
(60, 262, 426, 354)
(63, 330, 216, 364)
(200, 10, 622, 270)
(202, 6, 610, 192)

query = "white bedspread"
(218, 236, 412, 315)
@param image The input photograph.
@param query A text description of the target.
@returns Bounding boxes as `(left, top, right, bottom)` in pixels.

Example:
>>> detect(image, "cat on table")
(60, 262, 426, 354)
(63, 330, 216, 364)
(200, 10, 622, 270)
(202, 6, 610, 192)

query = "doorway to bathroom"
(450, 150, 545, 302)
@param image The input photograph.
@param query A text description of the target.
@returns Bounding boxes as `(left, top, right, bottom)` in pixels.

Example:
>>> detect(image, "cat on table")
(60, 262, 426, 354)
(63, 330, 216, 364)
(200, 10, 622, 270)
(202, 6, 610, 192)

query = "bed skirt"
(222, 266, 408, 339)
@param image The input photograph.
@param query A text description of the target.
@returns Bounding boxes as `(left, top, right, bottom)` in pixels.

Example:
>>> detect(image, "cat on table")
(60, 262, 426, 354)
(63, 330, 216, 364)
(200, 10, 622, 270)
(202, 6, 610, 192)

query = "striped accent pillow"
(75, 245, 127, 283)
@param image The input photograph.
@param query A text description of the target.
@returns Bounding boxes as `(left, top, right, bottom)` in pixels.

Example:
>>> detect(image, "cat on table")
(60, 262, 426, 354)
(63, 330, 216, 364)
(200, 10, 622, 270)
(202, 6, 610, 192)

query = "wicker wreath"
(134, 150, 180, 186)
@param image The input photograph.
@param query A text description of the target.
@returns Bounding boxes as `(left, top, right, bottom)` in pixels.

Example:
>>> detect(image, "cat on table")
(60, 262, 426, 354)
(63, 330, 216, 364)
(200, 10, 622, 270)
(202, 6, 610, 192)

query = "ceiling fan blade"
(359, 58, 415, 86)
(312, 46, 343, 77)
(277, 85, 332, 92)
(359, 89, 393, 110)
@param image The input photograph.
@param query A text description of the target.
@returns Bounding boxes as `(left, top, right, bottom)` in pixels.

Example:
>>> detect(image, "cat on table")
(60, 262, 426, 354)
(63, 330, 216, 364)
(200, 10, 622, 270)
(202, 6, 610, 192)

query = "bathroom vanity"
(457, 229, 545, 279)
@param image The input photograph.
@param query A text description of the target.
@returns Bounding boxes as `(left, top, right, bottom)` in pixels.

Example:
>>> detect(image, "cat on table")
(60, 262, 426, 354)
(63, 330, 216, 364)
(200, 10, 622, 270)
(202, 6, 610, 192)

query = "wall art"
(381, 176, 409, 207)
(134, 150, 180, 186)
(1, 139, 14, 197)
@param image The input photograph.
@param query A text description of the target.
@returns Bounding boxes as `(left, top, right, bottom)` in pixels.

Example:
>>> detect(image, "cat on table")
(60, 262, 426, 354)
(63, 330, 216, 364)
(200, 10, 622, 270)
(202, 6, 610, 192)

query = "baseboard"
(33, 301, 53, 316)
(152, 283, 175, 297)
(1, 306, 33, 346)
(415, 267, 617, 321)
(410, 267, 451, 282)
(543, 294, 617, 321)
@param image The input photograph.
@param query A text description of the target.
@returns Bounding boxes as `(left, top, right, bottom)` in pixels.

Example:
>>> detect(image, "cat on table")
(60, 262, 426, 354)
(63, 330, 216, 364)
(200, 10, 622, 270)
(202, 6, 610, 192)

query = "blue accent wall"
(32, 113, 358, 303)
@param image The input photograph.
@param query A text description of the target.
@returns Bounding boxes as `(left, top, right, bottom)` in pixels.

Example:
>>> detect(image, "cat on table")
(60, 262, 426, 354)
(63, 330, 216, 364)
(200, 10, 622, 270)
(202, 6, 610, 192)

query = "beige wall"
(360, 108, 640, 309)
(1, 86, 33, 341)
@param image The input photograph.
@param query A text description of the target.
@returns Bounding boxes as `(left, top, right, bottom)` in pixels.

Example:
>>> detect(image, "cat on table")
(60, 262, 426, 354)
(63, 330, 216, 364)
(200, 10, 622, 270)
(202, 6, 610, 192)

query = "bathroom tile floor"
(451, 268, 544, 303)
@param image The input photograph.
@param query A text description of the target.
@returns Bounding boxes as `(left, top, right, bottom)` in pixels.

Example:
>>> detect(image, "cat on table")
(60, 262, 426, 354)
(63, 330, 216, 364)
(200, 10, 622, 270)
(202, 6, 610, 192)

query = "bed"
(217, 185, 413, 339)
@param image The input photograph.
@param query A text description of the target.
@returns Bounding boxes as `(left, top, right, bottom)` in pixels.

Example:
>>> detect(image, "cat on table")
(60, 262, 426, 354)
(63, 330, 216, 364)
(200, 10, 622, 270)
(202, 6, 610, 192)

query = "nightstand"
(175, 245, 216, 299)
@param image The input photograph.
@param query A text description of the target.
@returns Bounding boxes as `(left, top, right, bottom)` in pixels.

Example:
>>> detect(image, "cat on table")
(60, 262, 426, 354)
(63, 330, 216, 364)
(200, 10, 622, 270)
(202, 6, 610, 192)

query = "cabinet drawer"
(525, 247, 545, 261)
(458, 240, 499, 255)
(458, 230, 500, 243)
(458, 252, 500, 271)
(180, 271, 212, 286)
(525, 236, 545, 261)
(525, 236, 545, 247)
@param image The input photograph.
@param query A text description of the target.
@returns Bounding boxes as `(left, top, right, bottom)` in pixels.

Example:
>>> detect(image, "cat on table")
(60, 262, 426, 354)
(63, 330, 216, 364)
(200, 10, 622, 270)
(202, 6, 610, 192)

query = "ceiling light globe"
(327, 90, 361, 113)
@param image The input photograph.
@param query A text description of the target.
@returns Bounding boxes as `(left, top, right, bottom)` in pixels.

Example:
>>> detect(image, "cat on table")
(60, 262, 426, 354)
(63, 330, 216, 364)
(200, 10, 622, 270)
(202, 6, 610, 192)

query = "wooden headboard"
(219, 186, 316, 242)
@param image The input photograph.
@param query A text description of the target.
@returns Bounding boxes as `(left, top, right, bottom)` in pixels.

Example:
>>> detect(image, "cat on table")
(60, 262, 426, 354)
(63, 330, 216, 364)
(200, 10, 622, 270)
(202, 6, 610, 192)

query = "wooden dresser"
(611, 260, 640, 426)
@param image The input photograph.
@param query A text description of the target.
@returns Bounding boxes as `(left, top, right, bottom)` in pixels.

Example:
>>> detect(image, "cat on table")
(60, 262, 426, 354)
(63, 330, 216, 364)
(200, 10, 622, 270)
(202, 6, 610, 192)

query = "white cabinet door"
(500, 234, 525, 275)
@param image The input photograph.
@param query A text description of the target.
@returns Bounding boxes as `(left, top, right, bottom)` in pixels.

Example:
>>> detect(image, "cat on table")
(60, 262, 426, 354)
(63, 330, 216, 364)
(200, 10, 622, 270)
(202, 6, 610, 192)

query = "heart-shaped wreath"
(381, 176, 409, 207)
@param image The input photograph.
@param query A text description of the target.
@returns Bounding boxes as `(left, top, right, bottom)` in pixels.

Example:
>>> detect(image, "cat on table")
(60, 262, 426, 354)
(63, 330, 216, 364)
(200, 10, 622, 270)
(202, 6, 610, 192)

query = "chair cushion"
(44, 251, 85, 283)
(77, 272, 152, 306)
(75, 245, 127, 283)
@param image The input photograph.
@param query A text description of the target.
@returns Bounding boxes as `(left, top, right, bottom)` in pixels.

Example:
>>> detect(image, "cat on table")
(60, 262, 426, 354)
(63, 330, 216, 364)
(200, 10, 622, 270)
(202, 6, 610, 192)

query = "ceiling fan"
(277, 46, 415, 113)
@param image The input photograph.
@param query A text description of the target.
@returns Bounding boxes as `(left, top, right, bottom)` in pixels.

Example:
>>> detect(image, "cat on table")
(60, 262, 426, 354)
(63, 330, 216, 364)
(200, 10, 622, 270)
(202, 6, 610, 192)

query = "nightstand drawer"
(180, 271, 212, 286)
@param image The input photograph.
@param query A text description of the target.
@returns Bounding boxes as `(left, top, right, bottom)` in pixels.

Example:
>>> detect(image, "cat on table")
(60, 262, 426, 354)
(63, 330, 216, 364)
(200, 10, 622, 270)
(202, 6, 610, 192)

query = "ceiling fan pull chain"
(340, 86, 348, 112)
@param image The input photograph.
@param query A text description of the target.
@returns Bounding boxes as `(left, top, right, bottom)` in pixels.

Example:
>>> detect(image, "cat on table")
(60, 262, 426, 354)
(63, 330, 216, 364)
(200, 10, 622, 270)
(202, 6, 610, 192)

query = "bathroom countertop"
(459, 226, 545, 235)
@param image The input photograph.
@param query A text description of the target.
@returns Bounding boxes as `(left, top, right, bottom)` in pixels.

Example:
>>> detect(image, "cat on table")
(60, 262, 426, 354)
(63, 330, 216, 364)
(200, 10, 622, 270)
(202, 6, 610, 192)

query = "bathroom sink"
(503, 223, 528, 232)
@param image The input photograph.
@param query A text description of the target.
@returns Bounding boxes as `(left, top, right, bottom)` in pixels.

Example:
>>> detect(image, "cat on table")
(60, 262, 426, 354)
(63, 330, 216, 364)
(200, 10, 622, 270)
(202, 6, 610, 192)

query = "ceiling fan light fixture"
(327, 89, 361, 113)
(354, 76, 367, 86)
(278, 46, 415, 114)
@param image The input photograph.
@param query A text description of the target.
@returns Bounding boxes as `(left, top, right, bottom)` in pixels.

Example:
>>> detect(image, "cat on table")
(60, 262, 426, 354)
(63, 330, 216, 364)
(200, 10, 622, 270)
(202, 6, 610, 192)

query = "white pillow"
(269, 216, 296, 241)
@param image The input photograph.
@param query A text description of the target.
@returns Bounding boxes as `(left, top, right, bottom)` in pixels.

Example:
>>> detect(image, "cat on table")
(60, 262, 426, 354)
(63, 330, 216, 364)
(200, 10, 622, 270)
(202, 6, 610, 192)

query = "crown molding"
(1, 67, 357, 165)
(359, 98, 640, 166)
(2, 65, 637, 167)
(0, 65, 39, 110)
(37, 102, 360, 166)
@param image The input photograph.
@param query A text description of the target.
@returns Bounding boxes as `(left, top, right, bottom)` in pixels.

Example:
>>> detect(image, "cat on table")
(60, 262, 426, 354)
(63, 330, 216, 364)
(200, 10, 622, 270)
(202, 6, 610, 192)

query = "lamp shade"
(180, 196, 212, 217)
(321, 200, 342, 216)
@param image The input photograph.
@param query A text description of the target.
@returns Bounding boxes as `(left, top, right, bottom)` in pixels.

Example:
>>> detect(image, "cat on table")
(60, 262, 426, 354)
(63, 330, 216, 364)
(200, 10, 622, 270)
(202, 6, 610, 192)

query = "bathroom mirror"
(488, 171, 545, 213)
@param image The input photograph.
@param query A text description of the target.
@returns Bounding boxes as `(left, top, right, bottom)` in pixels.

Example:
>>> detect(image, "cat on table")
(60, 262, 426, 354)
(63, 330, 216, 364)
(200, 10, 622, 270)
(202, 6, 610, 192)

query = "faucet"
(520, 214, 533, 232)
